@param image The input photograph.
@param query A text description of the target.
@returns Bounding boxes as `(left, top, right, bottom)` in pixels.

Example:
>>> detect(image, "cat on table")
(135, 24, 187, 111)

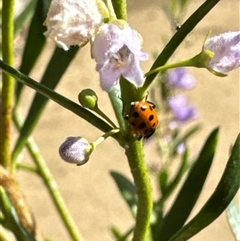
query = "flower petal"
(45, 0, 102, 50)
(205, 31, 240, 73)
(92, 22, 148, 91)
(99, 64, 121, 91)
(123, 58, 145, 87)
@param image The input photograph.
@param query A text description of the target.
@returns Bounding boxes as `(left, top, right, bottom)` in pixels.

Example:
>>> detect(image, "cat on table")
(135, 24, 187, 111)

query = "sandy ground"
(14, 0, 239, 240)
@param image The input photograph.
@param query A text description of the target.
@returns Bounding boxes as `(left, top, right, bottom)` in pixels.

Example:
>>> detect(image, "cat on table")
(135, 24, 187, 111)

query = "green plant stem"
(16, 163, 38, 173)
(111, 0, 127, 20)
(145, 58, 195, 77)
(94, 106, 118, 129)
(0, 60, 119, 138)
(13, 111, 84, 241)
(1, 0, 15, 168)
(142, 0, 221, 92)
(125, 138, 153, 241)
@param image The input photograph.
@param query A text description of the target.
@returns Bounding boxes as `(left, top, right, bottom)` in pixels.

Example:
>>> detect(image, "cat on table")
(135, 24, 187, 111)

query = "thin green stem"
(142, 0, 221, 92)
(0, 60, 119, 144)
(145, 58, 194, 77)
(13, 111, 84, 241)
(94, 107, 118, 129)
(111, 0, 127, 20)
(1, 0, 15, 168)
(92, 129, 120, 148)
(125, 138, 153, 241)
(16, 163, 38, 173)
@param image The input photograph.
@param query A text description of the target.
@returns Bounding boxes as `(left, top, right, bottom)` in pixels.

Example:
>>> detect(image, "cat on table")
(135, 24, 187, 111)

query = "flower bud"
(204, 31, 240, 74)
(59, 137, 93, 165)
(78, 89, 98, 109)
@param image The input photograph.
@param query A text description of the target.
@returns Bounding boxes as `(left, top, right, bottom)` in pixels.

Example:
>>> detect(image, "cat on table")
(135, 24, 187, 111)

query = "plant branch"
(125, 138, 153, 241)
(142, 0, 221, 91)
(1, 0, 15, 168)
(0, 60, 120, 144)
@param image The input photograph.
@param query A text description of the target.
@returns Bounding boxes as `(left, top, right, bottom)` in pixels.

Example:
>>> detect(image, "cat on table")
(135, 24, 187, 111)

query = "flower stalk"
(91, 129, 120, 149)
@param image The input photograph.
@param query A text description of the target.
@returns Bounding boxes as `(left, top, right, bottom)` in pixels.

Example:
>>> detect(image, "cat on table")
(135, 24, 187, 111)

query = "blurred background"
(13, 0, 239, 240)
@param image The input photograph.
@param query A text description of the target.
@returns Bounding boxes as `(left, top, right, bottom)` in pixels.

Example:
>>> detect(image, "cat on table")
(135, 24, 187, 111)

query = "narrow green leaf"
(169, 134, 240, 241)
(111, 225, 133, 241)
(0, 60, 114, 136)
(14, 0, 37, 35)
(170, 124, 201, 156)
(155, 128, 219, 241)
(110, 171, 137, 217)
(152, 149, 188, 237)
(160, 148, 189, 201)
(16, 0, 51, 102)
(111, 226, 123, 240)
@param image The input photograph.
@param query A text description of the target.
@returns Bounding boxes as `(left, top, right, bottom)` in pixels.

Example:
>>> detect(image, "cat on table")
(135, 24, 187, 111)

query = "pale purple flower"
(177, 143, 186, 154)
(168, 95, 198, 122)
(204, 31, 240, 74)
(167, 67, 196, 90)
(92, 23, 148, 92)
(59, 137, 93, 165)
(45, 0, 102, 51)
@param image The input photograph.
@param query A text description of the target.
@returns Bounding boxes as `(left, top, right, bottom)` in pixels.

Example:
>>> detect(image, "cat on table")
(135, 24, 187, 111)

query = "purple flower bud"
(204, 31, 240, 74)
(168, 95, 198, 122)
(92, 22, 148, 92)
(45, 0, 102, 51)
(59, 137, 93, 165)
(167, 67, 196, 90)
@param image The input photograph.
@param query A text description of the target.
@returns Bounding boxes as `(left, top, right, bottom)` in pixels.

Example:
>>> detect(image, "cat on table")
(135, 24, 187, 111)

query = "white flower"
(59, 137, 93, 165)
(91, 23, 148, 92)
(45, 0, 102, 50)
(204, 31, 240, 74)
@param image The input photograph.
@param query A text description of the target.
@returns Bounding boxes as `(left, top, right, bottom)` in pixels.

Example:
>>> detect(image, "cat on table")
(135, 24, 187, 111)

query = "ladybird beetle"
(124, 101, 159, 140)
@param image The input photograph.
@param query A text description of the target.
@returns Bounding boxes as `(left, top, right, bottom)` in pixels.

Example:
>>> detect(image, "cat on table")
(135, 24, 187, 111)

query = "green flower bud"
(78, 89, 98, 109)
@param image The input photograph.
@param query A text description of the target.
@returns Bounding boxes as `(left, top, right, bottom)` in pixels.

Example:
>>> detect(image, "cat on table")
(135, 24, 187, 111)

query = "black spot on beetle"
(132, 112, 139, 118)
(139, 122, 146, 129)
(148, 115, 154, 121)
(130, 122, 136, 126)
